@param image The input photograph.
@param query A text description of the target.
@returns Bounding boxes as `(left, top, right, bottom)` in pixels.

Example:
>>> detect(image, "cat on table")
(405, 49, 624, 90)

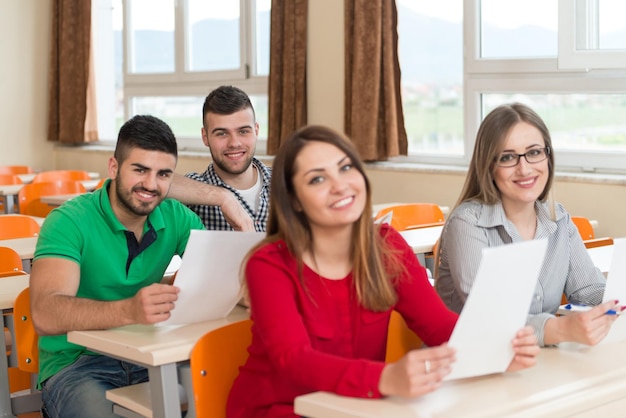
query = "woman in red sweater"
(227, 125, 539, 417)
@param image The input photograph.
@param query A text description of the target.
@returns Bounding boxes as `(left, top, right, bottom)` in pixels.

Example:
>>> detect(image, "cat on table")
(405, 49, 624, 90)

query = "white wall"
(0, 1, 55, 170)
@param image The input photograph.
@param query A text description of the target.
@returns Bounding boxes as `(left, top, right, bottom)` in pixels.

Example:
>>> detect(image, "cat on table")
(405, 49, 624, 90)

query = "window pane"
(482, 94, 626, 152)
(599, 0, 626, 49)
(186, 0, 240, 72)
(249, 95, 268, 140)
(130, 95, 269, 141)
(129, 0, 175, 73)
(131, 96, 203, 138)
(397, 0, 464, 155)
(255, 0, 271, 76)
(480, 0, 557, 58)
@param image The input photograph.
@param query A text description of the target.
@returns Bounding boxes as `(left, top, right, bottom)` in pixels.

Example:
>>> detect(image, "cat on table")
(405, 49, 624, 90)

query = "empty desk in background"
(0, 274, 31, 417)
(0, 236, 38, 266)
(0, 184, 23, 214)
(295, 338, 626, 418)
(586, 239, 625, 275)
(40, 193, 82, 207)
(17, 172, 101, 184)
(398, 225, 443, 255)
(68, 306, 249, 418)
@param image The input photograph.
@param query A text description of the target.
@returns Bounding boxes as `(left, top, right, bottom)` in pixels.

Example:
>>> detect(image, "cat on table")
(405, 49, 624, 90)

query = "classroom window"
(92, 0, 270, 151)
(397, 0, 626, 173)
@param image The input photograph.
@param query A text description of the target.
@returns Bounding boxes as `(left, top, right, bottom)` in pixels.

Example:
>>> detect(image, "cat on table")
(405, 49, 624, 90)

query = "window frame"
(397, 0, 626, 174)
(95, 0, 269, 151)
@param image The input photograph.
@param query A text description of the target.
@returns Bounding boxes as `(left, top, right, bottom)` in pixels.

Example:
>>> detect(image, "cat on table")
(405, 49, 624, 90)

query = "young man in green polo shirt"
(30, 115, 205, 418)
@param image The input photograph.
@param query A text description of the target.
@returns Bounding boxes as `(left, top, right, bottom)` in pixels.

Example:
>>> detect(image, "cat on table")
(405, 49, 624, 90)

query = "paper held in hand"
(444, 239, 548, 381)
(158, 230, 264, 326)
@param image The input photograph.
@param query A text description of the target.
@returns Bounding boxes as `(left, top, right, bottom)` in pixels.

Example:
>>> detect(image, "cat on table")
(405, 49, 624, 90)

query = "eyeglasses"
(496, 147, 550, 167)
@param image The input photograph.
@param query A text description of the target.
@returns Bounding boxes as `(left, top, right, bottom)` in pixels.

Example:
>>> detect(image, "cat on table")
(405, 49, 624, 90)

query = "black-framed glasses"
(496, 147, 550, 167)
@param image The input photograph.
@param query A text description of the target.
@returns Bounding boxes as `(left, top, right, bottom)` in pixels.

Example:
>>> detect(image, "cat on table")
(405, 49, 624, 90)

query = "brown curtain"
(47, 0, 96, 144)
(344, 0, 407, 161)
(267, 0, 308, 155)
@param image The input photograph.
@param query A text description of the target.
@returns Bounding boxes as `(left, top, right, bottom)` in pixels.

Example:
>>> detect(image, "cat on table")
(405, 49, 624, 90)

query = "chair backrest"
(0, 215, 41, 239)
(375, 203, 445, 231)
(385, 310, 423, 362)
(32, 170, 91, 183)
(0, 174, 23, 185)
(0, 165, 33, 175)
(190, 319, 253, 418)
(0, 246, 24, 274)
(14, 288, 40, 374)
(18, 181, 87, 217)
(572, 216, 595, 240)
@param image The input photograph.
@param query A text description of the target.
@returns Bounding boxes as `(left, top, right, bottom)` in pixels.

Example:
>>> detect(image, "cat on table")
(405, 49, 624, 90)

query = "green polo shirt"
(34, 180, 205, 385)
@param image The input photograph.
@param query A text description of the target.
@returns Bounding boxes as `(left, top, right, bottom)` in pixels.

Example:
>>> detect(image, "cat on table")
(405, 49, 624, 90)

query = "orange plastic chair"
(374, 203, 445, 231)
(32, 170, 91, 183)
(385, 311, 423, 362)
(18, 181, 87, 217)
(0, 215, 41, 239)
(190, 319, 252, 418)
(571, 216, 614, 249)
(0, 166, 33, 175)
(11, 288, 43, 412)
(0, 174, 23, 185)
(572, 216, 595, 240)
(0, 247, 25, 274)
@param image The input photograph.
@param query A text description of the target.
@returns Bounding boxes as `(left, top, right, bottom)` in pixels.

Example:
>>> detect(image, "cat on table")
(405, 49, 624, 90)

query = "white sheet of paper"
(444, 239, 548, 381)
(159, 230, 264, 326)
(602, 239, 626, 303)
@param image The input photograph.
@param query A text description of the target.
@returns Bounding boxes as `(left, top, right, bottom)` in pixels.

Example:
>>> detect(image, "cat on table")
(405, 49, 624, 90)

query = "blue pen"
(564, 303, 617, 315)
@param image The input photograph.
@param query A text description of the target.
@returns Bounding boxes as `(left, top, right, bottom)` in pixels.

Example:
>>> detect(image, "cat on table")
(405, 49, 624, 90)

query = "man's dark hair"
(114, 115, 178, 163)
(202, 85, 256, 122)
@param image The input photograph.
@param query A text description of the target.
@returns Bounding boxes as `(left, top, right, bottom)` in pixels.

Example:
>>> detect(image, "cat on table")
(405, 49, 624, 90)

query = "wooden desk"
(0, 237, 38, 260)
(68, 306, 250, 418)
(40, 193, 82, 207)
(586, 238, 626, 274)
(295, 338, 626, 417)
(398, 225, 443, 255)
(0, 184, 23, 214)
(0, 274, 30, 417)
(17, 172, 101, 184)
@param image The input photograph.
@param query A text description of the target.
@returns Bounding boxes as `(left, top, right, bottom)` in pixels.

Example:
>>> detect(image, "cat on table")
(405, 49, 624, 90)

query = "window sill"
(57, 144, 626, 186)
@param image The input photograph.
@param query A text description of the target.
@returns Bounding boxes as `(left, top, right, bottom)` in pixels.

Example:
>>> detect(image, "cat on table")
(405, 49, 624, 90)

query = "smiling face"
(291, 141, 367, 235)
(202, 107, 258, 183)
(108, 147, 176, 219)
(493, 121, 549, 212)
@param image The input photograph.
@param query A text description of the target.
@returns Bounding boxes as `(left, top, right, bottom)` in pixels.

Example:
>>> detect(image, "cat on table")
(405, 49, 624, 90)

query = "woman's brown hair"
(248, 125, 404, 311)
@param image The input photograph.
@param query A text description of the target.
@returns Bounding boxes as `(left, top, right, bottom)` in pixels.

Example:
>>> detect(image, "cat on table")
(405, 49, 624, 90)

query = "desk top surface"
(0, 274, 29, 310)
(398, 225, 444, 254)
(68, 306, 249, 367)
(40, 194, 82, 206)
(0, 236, 38, 259)
(296, 333, 626, 418)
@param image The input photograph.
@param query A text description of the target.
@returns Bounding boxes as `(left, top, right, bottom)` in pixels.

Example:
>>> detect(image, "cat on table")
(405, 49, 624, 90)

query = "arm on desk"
(543, 300, 620, 346)
(168, 174, 253, 231)
(30, 258, 181, 335)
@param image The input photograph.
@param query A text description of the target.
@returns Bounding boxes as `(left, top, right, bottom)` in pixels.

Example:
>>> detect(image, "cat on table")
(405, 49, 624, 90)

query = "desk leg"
(148, 363, 181, 418)
(0, 315, 17, 417)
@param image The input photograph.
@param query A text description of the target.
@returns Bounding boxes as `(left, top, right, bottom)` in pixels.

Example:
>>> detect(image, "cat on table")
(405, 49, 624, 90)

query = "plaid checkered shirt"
(184, 157, 271, 232)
